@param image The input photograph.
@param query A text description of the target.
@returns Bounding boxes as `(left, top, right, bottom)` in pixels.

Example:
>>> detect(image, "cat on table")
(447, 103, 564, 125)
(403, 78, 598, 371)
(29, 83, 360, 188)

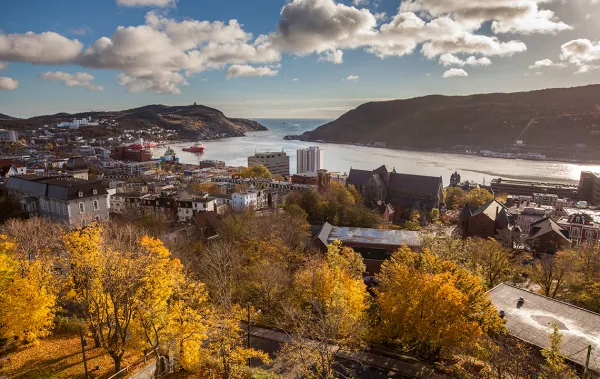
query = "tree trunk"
(113, 356, 122, 374)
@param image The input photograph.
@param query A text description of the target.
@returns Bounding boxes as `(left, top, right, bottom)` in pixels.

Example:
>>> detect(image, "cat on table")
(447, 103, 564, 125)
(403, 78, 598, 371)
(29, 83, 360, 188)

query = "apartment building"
(0, 129, 18, 143)
(248, 151, 290, 176)
(297, 146, 324, 174)
(5, 174, 109, 227)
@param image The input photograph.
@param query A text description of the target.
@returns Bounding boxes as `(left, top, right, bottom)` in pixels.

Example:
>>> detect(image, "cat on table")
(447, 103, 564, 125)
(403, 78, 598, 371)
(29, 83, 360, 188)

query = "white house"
(232, 191, 258, 212)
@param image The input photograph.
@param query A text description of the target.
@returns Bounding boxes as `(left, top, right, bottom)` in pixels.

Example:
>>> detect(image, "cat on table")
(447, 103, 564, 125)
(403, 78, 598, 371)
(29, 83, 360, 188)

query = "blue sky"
(0, 0, 599, 118)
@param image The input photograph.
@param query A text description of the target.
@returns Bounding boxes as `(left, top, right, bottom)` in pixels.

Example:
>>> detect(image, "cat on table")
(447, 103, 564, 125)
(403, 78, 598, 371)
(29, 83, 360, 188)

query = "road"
(248, 326, 435, 379)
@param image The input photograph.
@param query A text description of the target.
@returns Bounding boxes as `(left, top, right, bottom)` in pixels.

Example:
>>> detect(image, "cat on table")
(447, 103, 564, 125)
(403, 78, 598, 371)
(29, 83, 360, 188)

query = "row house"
(557, 213, 600, 247)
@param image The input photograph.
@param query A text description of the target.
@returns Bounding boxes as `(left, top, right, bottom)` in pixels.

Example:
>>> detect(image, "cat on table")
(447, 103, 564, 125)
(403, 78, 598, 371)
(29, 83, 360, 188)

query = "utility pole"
(583, 345, 592, 379)
(79, 327, 90, 379)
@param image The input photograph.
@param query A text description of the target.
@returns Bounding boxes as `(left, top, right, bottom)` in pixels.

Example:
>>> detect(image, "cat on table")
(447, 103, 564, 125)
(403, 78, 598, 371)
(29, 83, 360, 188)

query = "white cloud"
(374, 12, 387, 22)
(528, 59, 566, 69)
(271, 1, 528, 64)
(560, 39, 600, 74)
(69, 26, 92, 36)
(318, 49, 343, 63)
(40, 71, 104, 91)
(77, 12, 280, 93)
(0, 31, 83, 64)
(292, 78, 299, 81)
(272, 0, 378, 54)
(400, 0, 572, 35)
(0, 77, 19, 90)
(118, 71, 187, 94)
(116, 0, 174, 7)
(439, 53, 491, 67)
(226, 65, 279, 78)
(343, 75, 359, 81)
(525, 71, 543, 76)
(352, 0, 368, 5)
(0, 62, 7, 70)
(442, 68, 468, 77)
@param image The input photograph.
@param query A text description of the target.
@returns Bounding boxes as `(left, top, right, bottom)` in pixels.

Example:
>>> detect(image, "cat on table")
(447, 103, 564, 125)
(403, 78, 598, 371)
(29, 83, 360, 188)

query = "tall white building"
(0, 129, 18, 143)
(297, 146, 324, 174)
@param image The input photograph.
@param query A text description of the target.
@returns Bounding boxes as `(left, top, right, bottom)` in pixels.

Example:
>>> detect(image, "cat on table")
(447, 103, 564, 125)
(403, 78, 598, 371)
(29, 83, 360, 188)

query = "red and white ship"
(129, 138, 158, 149)
(182, 142, 205, 153)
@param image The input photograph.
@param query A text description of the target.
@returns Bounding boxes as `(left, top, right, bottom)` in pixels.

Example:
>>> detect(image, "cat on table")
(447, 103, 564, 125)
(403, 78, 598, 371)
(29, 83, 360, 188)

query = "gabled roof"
(347, 168, 373, 187)
(529, 217, 570, 242)
(312, 222, 333, 249)
(472, 199, 509, 219)
(387, 173, 442, 194)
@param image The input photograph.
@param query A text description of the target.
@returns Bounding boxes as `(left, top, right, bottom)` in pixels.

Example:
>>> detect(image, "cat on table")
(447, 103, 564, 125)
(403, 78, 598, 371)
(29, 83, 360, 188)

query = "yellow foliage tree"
(0, 235, 56, 344)
(277, 241, 368, 378)
(64, 224, 203, 373)
(238, 165, 272, 179)
(375, 247, 505, 360)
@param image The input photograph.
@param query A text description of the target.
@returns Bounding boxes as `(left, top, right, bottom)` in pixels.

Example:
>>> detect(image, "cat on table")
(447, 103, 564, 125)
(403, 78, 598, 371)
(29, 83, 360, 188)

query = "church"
(346, 165, 444, 218)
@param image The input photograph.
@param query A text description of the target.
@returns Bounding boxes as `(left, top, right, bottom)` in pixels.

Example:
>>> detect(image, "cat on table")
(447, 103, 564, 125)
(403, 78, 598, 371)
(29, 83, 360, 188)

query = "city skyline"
(1, 0, 599, 118)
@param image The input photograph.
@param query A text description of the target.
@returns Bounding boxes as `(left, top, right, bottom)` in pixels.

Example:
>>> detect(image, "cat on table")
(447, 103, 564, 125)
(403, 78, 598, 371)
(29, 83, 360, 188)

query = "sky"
(0, 0, 599, 119)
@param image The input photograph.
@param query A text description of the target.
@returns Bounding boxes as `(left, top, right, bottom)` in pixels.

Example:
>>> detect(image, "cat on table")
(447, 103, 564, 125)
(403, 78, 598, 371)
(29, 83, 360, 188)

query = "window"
(93, 200, 99, 211)
(78, 191, 84, 198)
(79, 202, 85, 213)
(50, 201, 55, 213)
(63, 203, 67, 214)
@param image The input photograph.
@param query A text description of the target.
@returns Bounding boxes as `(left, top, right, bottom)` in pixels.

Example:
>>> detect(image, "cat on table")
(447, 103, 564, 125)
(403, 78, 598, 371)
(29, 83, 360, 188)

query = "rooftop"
(328, 225, 422, 247)
(491, 178, 578, 190)
(488, 284, 600, 372)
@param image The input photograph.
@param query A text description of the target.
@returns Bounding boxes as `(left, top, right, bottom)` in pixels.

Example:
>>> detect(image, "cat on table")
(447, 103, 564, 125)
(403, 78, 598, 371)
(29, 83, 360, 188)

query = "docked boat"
(161, 146, 179, 163)
(182, 142, 205, 153)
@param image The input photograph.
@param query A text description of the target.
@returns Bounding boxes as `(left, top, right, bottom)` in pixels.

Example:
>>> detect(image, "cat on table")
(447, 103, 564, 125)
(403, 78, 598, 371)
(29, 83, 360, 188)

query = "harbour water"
(153, 119, 600, 185)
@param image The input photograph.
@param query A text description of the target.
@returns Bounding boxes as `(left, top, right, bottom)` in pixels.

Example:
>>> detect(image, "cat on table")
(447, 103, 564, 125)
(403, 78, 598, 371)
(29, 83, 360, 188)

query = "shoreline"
(283, 136, 600, 166)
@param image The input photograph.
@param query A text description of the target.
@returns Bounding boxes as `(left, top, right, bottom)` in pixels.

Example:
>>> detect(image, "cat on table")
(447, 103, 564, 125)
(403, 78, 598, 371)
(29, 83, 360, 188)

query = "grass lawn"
(0, 333, 143, 379)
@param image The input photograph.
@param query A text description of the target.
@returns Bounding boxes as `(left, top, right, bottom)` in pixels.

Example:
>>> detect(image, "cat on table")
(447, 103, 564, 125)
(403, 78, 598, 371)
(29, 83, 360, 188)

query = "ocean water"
(153, 118, 599, 185)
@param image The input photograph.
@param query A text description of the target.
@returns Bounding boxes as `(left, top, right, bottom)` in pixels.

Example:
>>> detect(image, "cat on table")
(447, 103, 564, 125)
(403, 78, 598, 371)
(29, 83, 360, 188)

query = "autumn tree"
(277, 241, 369, 378)
(191, 306, 271, 378)
(65, 223, 195, 373)
(529, 251, 575, 298)
(1, 217, 64, 261)
(238, 165, 272, 179)
(286, 182, 382, 228)
(444, 187, 494, 210)
(375, 247, 505, 360)
(189, 182, 221, 194)
(444, 186, 468, 210)
(539, 323, 578, 379)
(425, 237, 514, 289)
(466, 188, 495, 208)
(0, 235, 56, 344)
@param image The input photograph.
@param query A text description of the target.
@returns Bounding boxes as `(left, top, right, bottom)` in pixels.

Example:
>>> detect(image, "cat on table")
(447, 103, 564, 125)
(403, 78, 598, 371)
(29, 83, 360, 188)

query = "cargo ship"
(182, 142, 205, 153)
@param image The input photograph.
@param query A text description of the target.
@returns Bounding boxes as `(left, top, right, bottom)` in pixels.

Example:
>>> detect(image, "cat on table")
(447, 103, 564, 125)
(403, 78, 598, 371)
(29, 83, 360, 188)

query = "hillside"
(300, 85, 600, 159)
(0, 104, 266, 138)
(0, 113, 17, 120)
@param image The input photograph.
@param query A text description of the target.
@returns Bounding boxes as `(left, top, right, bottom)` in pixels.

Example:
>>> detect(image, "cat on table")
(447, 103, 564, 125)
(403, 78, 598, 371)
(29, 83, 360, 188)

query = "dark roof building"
(458, 199, 514, 239)
(5, 174, 109, 227)
(311, 222, 422, 273)
(528, 217, 571, 255)
(347, 165, 443, 217)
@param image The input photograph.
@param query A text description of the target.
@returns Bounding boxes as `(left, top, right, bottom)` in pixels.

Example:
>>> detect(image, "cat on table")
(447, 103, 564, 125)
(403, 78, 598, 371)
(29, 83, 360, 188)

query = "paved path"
(249, 326, 437, 379)
(127, 360, 155, 379)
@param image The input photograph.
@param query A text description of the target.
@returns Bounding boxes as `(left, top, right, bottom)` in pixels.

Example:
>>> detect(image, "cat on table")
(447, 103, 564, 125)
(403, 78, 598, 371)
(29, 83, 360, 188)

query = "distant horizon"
(2, 0, 599, 119)
(4, 82, 600, 120)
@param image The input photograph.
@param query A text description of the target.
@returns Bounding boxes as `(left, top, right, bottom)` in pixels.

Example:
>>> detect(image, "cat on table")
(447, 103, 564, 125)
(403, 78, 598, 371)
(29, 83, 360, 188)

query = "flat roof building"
(248, 151, 290, 176)
(297, 146, 324, 174)
(488, 283, 600, 373)
(491, 178, 579, 199)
